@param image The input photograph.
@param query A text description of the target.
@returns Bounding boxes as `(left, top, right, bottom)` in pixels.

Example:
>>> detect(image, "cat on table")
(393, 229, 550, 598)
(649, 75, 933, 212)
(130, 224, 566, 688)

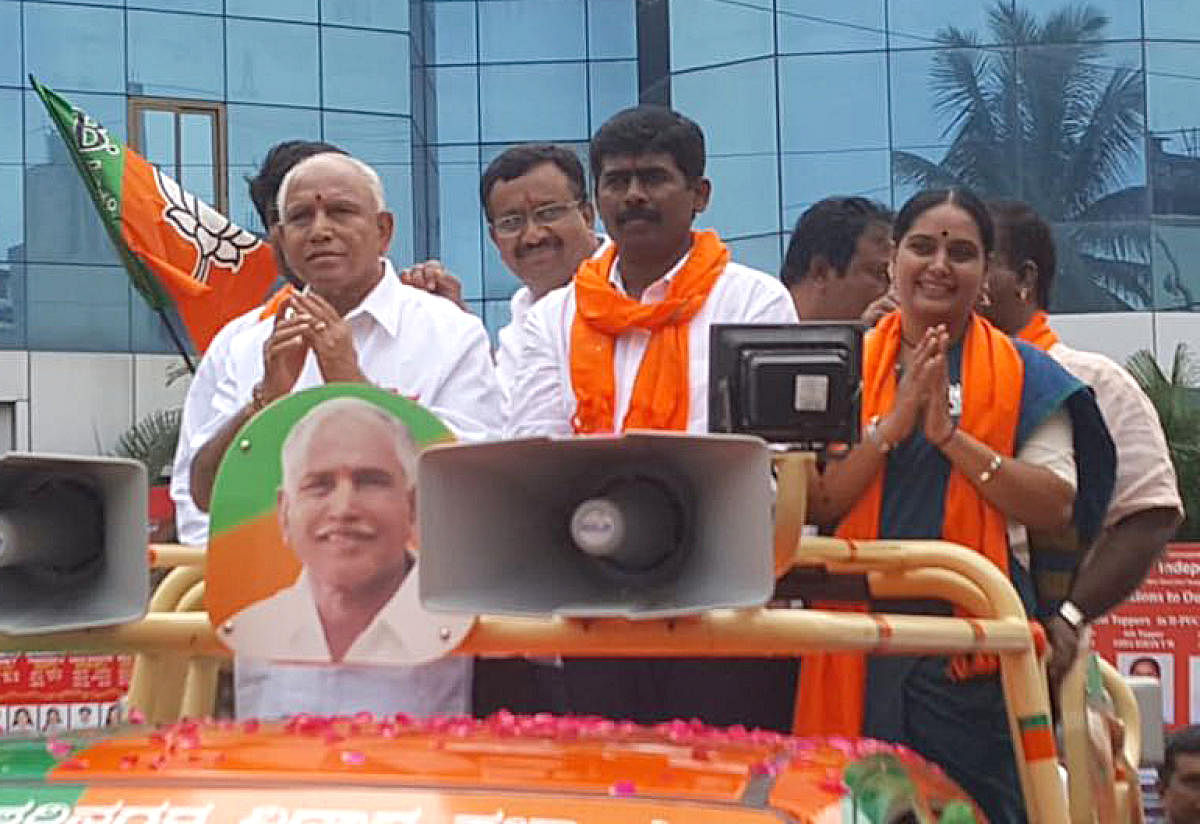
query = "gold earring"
(1018, 286, 1030, 302)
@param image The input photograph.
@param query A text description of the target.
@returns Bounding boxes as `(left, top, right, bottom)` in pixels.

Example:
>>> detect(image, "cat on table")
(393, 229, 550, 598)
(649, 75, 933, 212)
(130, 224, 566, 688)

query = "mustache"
(617, 208, 660, 226)
(515, 237, 561, 258)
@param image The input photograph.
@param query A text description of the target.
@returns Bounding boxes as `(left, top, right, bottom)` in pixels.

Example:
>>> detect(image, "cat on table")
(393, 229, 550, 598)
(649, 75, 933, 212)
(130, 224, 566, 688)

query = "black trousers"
(558, 657, 798, 731)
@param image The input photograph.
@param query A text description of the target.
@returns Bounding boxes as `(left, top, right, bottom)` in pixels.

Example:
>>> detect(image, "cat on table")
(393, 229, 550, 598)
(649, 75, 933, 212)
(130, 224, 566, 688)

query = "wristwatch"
(1057, 600, 1087, 634)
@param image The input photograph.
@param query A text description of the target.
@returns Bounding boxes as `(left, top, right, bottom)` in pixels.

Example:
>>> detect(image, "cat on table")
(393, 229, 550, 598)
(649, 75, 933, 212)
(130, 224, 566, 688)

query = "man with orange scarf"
(981, 200, 1182, 685)
(507, 106, 798, 729)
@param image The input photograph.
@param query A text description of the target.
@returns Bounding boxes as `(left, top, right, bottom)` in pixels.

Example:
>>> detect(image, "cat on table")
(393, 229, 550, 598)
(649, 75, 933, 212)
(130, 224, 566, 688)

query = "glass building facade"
(2, 0, 1198, 358)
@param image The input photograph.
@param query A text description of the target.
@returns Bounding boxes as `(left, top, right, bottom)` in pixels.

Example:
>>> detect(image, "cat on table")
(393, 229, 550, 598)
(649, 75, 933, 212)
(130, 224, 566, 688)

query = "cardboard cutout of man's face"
(278, 409, 414, 597)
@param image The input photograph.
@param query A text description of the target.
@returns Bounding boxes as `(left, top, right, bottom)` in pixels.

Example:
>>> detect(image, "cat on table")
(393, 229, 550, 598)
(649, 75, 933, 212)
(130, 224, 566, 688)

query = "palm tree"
(113, 407, 182, 484)
(893, 1, 1148, 311)
(1126, 345, 1200, 540)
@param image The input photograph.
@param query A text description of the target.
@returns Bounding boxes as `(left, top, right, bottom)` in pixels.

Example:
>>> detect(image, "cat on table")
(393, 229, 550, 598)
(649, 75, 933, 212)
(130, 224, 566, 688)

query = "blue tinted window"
(434, 67, 479, 144)
(479, 63, 589, 143)
(227, 104, 322, 167)
(128, 11, 224, 99)
(889, 48, 973, 151)
(180, 113, 217, 206)
(704, 155, 780, 239)
(323, 27, 410, 115)
(889, 0, 1140, 48)
(674, 58, 776, 156)
(588, 60, 637, 129)
(780, 53, 888, 153)
(24, 3, 124, 94)
(129, 0, 223, 12)
(0, 3, 20, 87)
(783, 150, 891, 229)
(23, 90, 124, 266)
(227, 0, 318, 22)
(431, 0, 477, 65)
(776, 1, 885, 53)
(322, 0, 409, 31)
(436, 145, 484, 300)
(0, 263, 26, 350)
(226, 163, 264, 234)
(1020, 41, 1145, 199)
(139, 109, 176, 170)
(226, 19, 320, 107)
(1151, 218, 1200, 310)
(1148, 42, 1200, 227)
(0, 89, 21, 164)
(724, 234, 783, 278)
(1052, 220, 1151, 313)
(1146, 0, 1200, 40)
(27, 264, 129, 351)
(669, 0, 772, 72)
(478, 0, 586, 63)
(587, 0, 636, 60)
(0, 167, 23, 267)
(131, 301, 185, 354)
(1147, 43, 1200, 153)
(0, 90, 21, 265)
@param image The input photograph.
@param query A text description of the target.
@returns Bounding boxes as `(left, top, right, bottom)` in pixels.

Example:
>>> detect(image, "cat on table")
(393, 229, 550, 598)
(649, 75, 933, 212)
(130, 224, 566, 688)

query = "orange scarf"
(258, 284, 295, 320)
(569, 231, 728, 433)
(793, 312, 1024, 736)
(1016, 310, 1059, 352)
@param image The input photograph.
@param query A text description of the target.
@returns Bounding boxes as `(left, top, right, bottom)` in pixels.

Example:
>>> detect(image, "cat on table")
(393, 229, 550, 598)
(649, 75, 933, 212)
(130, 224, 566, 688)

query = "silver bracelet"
(978, 453, 1002, 484)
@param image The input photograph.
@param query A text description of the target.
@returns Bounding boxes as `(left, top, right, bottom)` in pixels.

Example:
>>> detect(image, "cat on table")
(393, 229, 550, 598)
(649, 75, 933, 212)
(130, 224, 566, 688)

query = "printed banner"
(1091, 543, 1200, 729)
(0, 654, 130, 736)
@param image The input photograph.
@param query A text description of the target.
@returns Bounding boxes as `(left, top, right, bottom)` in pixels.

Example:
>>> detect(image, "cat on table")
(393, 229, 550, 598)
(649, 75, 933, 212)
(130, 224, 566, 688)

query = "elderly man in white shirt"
(171, 139, 346, 547)
(188, 150, 502, 719)
(506, 106, 799, 732)
(225, 397, 472, 717)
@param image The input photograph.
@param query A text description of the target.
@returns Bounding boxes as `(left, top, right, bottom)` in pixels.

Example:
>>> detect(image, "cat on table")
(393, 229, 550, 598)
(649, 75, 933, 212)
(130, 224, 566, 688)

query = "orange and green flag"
(30, 76, 279, 359)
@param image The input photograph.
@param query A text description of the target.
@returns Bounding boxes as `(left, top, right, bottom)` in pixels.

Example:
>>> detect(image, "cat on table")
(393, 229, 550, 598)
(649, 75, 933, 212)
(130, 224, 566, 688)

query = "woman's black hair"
(893, 187, 995, 254)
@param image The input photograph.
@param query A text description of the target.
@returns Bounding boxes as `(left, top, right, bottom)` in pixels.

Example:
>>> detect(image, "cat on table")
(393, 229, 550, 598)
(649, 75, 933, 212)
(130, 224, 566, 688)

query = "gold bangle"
(978, 453, 1002, 484)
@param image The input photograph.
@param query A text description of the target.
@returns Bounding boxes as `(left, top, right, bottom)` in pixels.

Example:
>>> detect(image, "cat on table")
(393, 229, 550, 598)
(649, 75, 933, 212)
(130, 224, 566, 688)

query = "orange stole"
(569, 231, 729, 433)
(793, 312, 1024, 736)
(258, 284, 295, 320)
(1016, 310, 1060, 352)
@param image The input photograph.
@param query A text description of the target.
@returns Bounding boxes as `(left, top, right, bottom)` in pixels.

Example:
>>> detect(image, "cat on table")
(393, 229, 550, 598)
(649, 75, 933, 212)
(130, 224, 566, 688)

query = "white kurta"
(506, 250, 798, 437)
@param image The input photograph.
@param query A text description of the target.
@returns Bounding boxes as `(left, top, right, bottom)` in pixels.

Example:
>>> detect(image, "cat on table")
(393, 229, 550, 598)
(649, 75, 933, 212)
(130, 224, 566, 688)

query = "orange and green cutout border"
(205, 384, 454, 632)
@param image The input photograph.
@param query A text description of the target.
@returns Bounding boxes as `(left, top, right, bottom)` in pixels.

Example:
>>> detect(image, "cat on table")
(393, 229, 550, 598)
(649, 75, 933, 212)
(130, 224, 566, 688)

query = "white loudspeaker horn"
(0, 453, 148, 634)
(418, 432, 773, 619)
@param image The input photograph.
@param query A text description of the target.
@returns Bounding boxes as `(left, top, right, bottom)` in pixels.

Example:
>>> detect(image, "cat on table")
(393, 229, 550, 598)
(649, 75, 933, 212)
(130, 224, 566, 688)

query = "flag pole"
(153, 306, 196, 374)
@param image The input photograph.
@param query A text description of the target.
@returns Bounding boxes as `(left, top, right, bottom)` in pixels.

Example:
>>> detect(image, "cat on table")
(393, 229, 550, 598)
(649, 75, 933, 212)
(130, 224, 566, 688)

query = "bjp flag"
(31, 76, 279, 355)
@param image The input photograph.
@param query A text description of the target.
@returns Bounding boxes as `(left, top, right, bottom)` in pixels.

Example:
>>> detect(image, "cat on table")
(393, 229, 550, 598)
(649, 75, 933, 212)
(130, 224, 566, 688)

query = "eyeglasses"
(490, 201, 581, 238)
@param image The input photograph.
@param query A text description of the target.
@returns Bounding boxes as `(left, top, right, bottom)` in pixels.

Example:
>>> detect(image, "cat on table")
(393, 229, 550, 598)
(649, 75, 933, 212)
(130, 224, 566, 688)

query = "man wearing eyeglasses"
(403, 144, 603, 405)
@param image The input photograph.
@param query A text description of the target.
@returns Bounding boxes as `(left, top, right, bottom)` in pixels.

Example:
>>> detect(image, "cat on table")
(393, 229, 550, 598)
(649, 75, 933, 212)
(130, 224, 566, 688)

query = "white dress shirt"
(191, 260, 504, 461)
(1049, 342, 1182, 528)
(188, 261, 500, 719)
(494, 285, 535, 407)
(506, 251, 798, 436)
(170, 305, 264, 546)
(493, 236, 610, 405)
(228, 560, 474, 720)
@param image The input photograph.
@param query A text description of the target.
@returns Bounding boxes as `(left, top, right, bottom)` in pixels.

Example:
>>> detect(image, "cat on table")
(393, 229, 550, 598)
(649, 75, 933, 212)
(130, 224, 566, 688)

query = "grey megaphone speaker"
(0, 453, 148, 634)
(418, 432, 772, 618)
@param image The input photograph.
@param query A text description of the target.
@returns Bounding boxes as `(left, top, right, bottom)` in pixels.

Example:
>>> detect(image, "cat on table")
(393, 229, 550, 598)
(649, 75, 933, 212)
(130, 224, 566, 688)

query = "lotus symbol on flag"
(154, 167, 262, 285)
